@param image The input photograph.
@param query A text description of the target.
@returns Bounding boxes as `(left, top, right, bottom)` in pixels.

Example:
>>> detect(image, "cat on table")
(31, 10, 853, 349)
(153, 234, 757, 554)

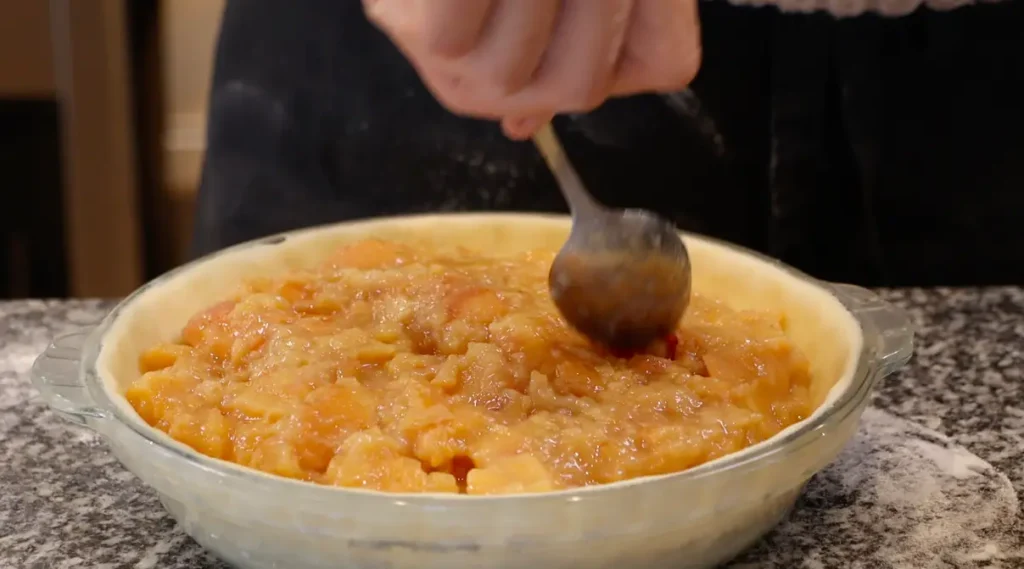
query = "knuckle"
(429, 75, 489, 117)
(426, 76, 468, 111)
(572, 85, 611, 113)
(659, 47, 702, 90)
(489, 70, 530, 98)
(362, 2, 475, 60)
(360, 0, 380, 19)
(361, 0, 394, 29)
(555, 77, 611, 113)
(423, 30, 475, 59)
(578, 91, 609, 113)
(436, 89, 475, 116)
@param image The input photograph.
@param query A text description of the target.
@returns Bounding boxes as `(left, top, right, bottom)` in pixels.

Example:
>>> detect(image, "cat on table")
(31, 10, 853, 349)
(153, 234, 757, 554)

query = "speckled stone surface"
(1, 290, 1022, 568)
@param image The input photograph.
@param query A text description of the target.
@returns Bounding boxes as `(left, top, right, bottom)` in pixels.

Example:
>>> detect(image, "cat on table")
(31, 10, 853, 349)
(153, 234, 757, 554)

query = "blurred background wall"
(0, 0, 224, 300)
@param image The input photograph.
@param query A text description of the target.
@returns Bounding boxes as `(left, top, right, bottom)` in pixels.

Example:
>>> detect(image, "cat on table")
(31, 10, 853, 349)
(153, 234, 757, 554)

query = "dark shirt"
(194, 0, 1024, 286)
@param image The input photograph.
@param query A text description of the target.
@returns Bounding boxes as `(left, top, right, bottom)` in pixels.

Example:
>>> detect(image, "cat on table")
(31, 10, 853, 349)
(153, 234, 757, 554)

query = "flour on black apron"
(194, 0, 1024, 286)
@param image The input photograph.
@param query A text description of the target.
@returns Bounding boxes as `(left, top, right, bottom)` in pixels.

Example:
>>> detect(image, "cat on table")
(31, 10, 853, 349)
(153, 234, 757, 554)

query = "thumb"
(501, 114, 552, 140)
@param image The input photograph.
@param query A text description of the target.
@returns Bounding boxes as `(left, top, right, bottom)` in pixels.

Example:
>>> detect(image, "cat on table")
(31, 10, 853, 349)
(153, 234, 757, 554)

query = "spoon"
(532, 123, 692, 351)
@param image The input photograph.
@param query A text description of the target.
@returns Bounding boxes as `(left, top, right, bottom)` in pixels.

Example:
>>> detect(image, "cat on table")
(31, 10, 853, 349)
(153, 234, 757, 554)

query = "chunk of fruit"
(167, 409, 230, 459)
(138, 344, 191, 373)
(466, 455, 555, 495)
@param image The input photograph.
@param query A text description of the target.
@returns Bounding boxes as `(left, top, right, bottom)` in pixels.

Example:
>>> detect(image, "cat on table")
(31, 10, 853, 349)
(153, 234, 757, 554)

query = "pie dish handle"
(829, 283, 915, 378)
(31, 328, 109, 428)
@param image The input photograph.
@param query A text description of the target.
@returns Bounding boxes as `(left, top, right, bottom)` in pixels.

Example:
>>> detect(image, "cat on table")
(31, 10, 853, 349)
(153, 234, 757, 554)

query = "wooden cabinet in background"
(1, 0, 224, 298)
(0, 2, 62, 298)
(0, 0, 146, 298)
(51, 0, 146, 297)
(0, 2, 54, 97)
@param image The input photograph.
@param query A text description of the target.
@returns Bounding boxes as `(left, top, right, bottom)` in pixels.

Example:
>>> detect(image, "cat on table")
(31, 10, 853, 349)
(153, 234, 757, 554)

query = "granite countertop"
(1, 290, 1022, 568)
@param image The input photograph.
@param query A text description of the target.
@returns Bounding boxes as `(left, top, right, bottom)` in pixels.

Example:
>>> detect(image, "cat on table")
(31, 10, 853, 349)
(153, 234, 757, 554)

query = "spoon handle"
(533, 123, 601, 215)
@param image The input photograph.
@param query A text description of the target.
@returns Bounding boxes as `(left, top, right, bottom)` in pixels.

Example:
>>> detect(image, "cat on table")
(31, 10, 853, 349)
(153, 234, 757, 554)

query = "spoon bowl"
(533, 125, 692, 350)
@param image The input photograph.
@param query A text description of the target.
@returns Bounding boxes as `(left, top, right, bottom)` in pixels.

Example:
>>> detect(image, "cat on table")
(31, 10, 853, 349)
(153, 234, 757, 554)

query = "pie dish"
(32, 213, 914, 569)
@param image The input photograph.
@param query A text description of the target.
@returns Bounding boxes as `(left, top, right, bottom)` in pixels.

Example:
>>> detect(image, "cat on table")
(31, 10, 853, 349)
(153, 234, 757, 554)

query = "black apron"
(193, 0, 1024, 286)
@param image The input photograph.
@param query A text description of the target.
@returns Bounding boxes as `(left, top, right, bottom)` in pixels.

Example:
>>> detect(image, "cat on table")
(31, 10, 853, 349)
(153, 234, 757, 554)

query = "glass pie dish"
(32, 213, 914, 569)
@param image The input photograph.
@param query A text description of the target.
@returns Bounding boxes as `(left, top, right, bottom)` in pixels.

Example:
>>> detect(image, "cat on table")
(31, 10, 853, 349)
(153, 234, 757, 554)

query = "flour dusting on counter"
(909, 437, 991, 479)
(732, 406, 1020, 568)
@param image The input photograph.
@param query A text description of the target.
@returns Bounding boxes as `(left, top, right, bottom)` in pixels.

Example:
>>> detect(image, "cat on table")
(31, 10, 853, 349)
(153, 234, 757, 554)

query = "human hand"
(363, 0, 701, 139)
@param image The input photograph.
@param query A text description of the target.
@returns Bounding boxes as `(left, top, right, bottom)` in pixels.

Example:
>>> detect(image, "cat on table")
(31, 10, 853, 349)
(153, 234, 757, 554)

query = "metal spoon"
(532, 123, 692, 351)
